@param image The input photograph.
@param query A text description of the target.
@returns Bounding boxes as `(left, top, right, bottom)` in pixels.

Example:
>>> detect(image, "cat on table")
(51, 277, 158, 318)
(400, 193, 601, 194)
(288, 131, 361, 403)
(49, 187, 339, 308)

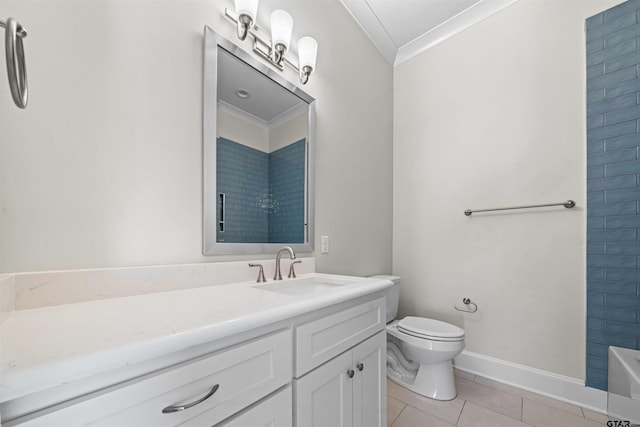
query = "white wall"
(0, 0, 393, 275)
(218, 111, 269, 152)
(393, 0, 623, 380)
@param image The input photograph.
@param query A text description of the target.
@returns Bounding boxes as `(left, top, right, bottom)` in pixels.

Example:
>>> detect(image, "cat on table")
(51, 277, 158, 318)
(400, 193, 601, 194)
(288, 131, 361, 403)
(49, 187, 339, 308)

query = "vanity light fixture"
(233, 0, 258, 41)
(225, 1, 318, 84)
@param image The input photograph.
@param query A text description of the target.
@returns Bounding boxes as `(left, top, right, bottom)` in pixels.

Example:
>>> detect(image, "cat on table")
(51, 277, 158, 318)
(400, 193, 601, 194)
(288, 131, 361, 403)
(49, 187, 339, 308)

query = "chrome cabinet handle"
(162, 384, 219, 414)
(356, 363, 364, 371)
(347, 369, 355, 379)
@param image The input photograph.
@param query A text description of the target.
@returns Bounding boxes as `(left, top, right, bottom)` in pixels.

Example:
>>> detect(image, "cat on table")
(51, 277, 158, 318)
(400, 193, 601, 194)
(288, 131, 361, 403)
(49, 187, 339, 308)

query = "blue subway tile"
(605, 77, 640, 100)
(607, 215, 640, 228)
(589, 280, 638, 295)
(606, 187, 640, 203)
(588, 62, 605, 80)
(587, 366, 609, 384)
(588, 120, 637, 141)
(607, 294, 640, 308)
(588, 330, 637, 347)
(606, 268, 640, 281)
(588, 216, 605, 230)
(591, 228, 637, 241)
(588, 114, 605, 129)
(589, 165, 606, 179)
(589, 241, 606, 254)
(588, 65, 637, 90)
(587, 353, 608, 370)
(606, 133, 640, 151)
(588, 140, 606, 154)
(588, 317, 605, 332)
(606, 49, 640, 73)
(588, 147, 636, 166)
(587, 341, 609, 357)
(603, 0, 640, 24)
(604, 319, 640, 337)
(588, 191, 605, 205)
(587, 201, 636, 216)
(588, 92, 638, 117)
(588, 267, 606, 281)
(605, 159, 640, 177)
(588, 37, 604, 55)
(588, 174, 636, 191)
(587, 87, 606, 104)
(589, 255, 637, 268)
(588, 292, 606, 305)
(604, 22, 640, 49)
(589, 305, 638, 322)
(586, 12, 604, 31)
(605, 105, 640, 125)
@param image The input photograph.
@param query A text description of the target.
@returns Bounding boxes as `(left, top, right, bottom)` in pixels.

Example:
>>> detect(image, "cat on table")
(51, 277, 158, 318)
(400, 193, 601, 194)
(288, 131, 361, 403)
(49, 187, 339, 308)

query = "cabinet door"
(294, 351, 353, 427)
(352, 331, 386, 427)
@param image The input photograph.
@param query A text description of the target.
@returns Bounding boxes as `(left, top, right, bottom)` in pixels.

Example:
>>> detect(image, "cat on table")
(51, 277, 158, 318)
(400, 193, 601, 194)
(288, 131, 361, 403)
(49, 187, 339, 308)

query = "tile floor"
(387, 369, 611, 427)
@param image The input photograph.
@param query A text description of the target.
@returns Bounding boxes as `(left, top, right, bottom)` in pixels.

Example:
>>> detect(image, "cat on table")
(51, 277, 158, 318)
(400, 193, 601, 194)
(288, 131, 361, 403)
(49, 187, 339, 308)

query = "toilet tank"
(370, 275, 401, 323)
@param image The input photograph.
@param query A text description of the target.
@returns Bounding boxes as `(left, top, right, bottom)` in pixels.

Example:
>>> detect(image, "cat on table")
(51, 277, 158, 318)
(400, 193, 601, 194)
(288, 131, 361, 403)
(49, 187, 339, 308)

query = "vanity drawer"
(11, 330, 291, 427)
(295, 296, 385, 377)
(218, 385, 292, 427)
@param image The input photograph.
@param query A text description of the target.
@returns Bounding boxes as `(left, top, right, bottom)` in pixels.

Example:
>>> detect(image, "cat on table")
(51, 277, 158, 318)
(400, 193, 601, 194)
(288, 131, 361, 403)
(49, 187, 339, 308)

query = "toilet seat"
(397, 317, 464, 342)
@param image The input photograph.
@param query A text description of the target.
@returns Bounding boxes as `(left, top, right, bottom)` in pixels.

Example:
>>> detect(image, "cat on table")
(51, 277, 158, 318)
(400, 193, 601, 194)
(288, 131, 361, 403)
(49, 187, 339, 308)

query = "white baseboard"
(453, 350, 607, 413)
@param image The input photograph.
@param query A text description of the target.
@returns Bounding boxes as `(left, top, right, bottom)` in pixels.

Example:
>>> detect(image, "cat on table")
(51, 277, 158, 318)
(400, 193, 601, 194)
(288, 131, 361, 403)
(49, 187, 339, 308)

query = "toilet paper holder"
(454, 298, 478, 313)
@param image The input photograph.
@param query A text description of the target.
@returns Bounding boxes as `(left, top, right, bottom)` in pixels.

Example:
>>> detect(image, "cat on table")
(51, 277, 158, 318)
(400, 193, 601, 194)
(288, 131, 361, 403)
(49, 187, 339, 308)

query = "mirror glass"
(203, 27, 315, 255)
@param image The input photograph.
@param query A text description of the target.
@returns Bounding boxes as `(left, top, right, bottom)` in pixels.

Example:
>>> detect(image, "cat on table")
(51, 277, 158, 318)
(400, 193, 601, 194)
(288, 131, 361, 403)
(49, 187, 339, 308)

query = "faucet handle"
(288, 260, 302, 279)
(248, 263, 266, 283)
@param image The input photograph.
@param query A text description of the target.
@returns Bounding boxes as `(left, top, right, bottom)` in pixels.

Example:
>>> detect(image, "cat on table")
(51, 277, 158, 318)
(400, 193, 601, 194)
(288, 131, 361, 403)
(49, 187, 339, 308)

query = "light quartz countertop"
(0, 273, 392, 405)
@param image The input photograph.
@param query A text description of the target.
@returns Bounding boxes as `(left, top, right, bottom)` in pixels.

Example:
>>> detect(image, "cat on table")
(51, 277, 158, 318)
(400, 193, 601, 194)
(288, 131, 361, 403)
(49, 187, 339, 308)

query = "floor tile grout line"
(389, 402, 407, 427)
(455, 399, 466, 426)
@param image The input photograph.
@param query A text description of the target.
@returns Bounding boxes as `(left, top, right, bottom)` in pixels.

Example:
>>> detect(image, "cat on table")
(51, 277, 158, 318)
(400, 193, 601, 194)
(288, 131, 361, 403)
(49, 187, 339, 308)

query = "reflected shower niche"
(203, 26, 315, 255)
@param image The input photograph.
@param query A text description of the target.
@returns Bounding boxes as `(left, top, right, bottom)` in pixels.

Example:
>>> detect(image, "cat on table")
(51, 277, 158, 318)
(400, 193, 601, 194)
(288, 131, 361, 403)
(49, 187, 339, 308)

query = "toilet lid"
(398, 317, 465, 340)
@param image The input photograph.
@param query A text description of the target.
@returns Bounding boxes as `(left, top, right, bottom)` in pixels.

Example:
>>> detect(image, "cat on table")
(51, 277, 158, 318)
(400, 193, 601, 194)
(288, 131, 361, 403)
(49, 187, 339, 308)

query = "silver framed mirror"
(203, 26, 315, 255)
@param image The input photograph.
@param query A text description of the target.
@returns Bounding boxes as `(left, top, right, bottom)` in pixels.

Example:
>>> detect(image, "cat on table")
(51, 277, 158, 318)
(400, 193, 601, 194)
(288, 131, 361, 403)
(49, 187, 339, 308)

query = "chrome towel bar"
(464, 200, 575, 216)
(0, 17, 28, 109)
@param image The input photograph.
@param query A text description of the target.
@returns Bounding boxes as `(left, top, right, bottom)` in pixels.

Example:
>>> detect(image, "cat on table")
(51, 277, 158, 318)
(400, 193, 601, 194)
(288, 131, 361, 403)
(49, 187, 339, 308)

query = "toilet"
(372, 275, 465, 401)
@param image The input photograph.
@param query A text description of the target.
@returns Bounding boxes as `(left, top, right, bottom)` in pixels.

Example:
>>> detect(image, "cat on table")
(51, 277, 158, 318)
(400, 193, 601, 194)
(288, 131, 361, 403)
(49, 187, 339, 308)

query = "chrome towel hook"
(0, 17, 28, 109)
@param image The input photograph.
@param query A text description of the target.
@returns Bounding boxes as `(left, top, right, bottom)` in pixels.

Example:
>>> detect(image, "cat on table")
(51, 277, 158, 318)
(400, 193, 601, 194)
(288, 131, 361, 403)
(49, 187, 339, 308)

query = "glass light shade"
(298, 37, 318, 71)
(235, 0, 258, 21)
(270, 10, 293, 50)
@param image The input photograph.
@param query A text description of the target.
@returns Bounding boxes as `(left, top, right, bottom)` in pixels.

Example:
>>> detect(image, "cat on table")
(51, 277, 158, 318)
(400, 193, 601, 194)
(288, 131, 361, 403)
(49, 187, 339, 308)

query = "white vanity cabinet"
(293, 296, 387, 427)
(6, 330, 292, 427)
(2, 283, 390, 427)
(294, 331, 386, 427)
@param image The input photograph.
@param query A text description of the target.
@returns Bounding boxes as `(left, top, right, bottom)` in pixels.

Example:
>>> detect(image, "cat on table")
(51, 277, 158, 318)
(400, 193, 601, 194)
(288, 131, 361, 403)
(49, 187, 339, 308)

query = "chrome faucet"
(274, 246, 296, 280)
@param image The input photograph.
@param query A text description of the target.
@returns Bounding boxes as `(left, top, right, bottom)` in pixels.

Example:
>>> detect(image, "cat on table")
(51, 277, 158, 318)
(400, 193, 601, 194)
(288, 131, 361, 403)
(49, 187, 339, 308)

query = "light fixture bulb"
(234, 0, 259, 40)
(298, 36, 317, 84)
(270, 9, 293, 63)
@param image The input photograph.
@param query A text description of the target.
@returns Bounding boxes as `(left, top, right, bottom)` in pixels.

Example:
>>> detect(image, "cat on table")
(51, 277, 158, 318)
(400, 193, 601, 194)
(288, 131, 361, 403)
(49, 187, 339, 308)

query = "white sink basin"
(254, 276, 358, 295)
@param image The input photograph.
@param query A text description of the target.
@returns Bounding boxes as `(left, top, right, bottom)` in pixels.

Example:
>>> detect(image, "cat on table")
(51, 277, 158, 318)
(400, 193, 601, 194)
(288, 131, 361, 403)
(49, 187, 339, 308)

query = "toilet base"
(387, 360, 457, 401)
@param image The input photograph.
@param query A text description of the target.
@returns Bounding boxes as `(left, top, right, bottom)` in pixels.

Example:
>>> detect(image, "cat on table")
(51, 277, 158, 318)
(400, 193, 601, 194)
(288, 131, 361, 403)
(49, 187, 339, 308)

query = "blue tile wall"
(268, 139, 306, 243)
(586, 0, 640, 392)
(216, 138, 269, 243)
(216, 137, 306, 244)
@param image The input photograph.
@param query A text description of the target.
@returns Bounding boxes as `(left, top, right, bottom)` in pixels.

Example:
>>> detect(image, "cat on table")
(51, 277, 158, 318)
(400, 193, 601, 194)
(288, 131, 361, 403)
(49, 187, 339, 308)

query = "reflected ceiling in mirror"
(203, 26, 315, 255)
